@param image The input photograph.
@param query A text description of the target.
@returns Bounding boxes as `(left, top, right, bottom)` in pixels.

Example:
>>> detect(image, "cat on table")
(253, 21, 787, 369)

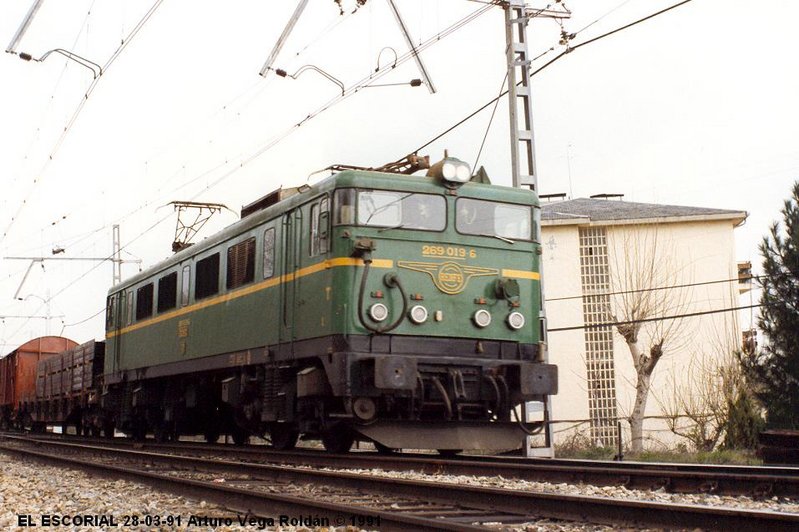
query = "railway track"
(7, 431, 799, 498)
(2, 434, 798, 530)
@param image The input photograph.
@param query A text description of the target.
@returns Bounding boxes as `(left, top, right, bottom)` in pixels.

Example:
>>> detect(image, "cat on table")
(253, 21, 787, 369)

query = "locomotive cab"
(293, 160, 557, 451)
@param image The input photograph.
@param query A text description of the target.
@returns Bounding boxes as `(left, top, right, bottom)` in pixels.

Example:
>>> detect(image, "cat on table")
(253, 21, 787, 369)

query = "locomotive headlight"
(369, 303, 389, 322)
(472, 309, 492, 328)
(408, 305, 428, 324)
(427, 157, 472, 184)
(507, 312, 526, 330)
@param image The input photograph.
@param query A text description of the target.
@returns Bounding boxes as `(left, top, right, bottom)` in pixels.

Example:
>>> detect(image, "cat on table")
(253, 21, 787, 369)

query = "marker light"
(472, 309, 492, 328)
(369, 303, 389, 322)
(507, 312, 525, 330)
(409, 305, 428, 324)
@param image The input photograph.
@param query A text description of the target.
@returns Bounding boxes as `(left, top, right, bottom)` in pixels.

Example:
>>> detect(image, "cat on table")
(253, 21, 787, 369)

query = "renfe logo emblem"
(397, 260, 498, 294)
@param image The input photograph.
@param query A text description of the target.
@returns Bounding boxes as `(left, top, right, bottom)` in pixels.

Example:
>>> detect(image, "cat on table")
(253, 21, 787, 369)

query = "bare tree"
(656, 314, 747, 451)
(606, 225, 692, 453)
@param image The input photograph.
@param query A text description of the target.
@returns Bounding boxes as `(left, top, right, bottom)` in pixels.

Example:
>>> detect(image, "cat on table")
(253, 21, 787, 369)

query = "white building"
(541, 196, 748, 451)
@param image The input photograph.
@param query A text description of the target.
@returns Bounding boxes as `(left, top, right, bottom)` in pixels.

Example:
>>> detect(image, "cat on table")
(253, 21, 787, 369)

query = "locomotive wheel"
(270, 425, 299, 450)
(321, 425, 355, 453)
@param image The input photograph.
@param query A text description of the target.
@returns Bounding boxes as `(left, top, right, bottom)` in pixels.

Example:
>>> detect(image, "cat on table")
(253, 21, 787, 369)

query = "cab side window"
(310, 197, 330, 256)
(106, 295, 117, 329)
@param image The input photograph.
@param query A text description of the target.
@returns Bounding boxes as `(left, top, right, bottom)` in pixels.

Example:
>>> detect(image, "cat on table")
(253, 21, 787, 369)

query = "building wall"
(543, 218, 741, 451)
(541, 225, 590, 445)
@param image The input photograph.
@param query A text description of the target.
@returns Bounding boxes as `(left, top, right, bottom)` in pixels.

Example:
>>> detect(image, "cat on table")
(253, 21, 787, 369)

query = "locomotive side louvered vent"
(226, 237, 256, 289)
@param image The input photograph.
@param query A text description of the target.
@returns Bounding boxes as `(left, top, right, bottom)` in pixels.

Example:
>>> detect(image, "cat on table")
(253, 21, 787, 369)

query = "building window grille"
(578, 227, 618, 447)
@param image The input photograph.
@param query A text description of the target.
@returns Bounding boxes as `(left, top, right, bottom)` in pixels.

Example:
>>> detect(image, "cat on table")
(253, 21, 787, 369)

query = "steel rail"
(0, 443, 484, 532)
(29, 432, 799, 498)
(3, 437, 798, 530)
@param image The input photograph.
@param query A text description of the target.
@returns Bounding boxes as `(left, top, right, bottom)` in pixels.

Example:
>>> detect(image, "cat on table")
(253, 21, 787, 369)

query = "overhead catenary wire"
(473, 72, 508, 170)
(4, 1, 99, 205)
(187, 2, 494, 199)
(410, 0, 695, 155)
(546, 274, 763, 303)
(61, 306, 105, 330)
(5, 210, 174, 341)
(3, 1, 359, 253)
(547, 303, 761, 333)
(1, 0, 166, 246)
(573, 0, 636, 36)
(5, 3, 491, 341)
(2, 1, 698, 341)
(4, 1, 491, 260)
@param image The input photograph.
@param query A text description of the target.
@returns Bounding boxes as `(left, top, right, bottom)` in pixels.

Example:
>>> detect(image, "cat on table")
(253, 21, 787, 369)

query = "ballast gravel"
(311, 464, 799, 514)
(6, 449, 796, 531)
(0, 451, 609, 532)
(0, 452, 365, 532)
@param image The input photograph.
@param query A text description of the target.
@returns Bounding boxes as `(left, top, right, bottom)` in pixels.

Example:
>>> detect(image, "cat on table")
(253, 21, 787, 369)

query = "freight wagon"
(19, 340, 105, 434)
(0, 336, 78, 429)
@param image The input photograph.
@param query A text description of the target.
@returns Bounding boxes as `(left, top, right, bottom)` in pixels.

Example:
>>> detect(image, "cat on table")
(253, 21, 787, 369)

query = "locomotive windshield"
(456, 198, 532, 241)
(334, 189, 446, 231)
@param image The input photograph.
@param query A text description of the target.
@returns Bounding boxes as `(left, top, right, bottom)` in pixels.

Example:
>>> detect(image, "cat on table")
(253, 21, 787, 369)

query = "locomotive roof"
(110, 169, 537, 293)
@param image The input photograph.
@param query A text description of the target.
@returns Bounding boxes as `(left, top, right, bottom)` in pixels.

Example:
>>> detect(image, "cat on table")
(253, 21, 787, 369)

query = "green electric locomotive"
(103, 157, 557, 452)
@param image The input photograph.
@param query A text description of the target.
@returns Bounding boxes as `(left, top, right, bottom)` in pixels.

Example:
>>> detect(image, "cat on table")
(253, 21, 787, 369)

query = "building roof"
(541, 197, 747, 227)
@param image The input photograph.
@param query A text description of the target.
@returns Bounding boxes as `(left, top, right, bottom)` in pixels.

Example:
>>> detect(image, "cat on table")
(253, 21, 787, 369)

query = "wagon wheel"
(131, 419, 147, 441)
(231, 426, 250, 446)
(102, 419, 116, 439)
(321, 424, 355, 453)
(154, 423, 175, 443)
(269, 424, 299, 450)
(204, 428, 220, 444)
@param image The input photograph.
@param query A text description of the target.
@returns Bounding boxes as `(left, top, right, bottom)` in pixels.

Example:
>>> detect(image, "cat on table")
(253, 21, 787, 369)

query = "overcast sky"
(0, 0, 796, 350)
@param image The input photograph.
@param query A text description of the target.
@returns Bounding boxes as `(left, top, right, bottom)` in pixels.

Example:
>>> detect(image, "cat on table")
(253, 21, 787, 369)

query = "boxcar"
(0, 336, 78, 429)
(21, 340, 105, 434)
